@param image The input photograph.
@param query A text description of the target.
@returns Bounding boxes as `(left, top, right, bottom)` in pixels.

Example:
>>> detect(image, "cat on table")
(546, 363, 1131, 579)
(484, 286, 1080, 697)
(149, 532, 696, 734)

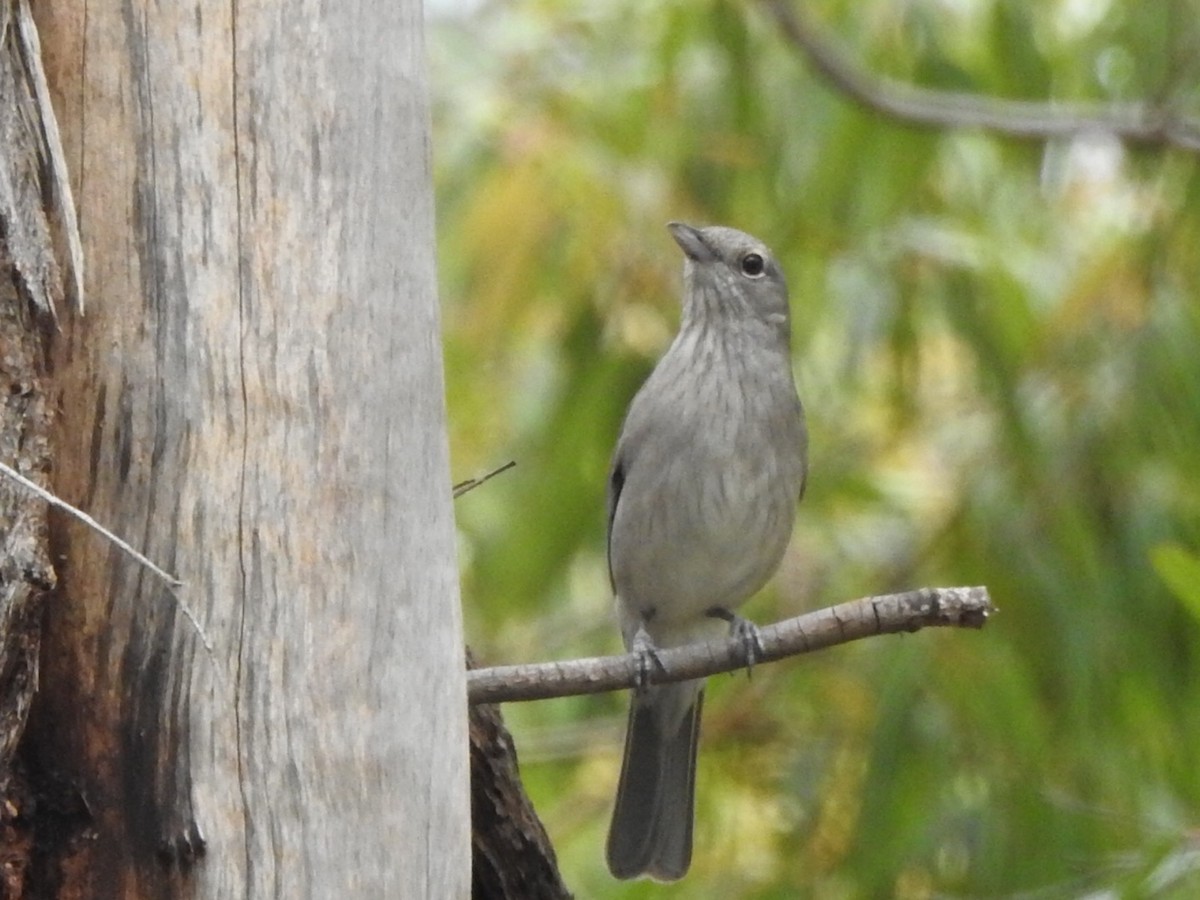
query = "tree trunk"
(0, 7, 61, 895)
(23, 0, 469, 895)
(468, 650, 571, 900)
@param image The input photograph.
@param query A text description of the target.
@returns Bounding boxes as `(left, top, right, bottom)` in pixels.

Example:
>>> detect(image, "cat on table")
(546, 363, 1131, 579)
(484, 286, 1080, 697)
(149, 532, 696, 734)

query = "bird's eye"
(740, 253, 766, 278)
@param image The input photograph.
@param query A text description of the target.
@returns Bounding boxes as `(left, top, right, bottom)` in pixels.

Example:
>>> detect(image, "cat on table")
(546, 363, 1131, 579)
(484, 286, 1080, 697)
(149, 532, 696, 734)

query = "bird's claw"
(706, 607, 764, 674)
(630, 625, 666, 691)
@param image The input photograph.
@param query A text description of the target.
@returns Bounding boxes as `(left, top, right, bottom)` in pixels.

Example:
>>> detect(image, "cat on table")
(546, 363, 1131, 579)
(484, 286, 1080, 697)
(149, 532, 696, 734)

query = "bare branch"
(468, 585, 992, 705)
(453, 460, 516, 499)
(760, 0, 1200, 152)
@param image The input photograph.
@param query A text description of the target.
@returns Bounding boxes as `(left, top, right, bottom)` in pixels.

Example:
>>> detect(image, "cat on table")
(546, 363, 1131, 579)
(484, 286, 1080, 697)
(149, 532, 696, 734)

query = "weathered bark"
(23, 0, 469, 896)
(0, 2, 69, 894)
(468, 650, 571, 900)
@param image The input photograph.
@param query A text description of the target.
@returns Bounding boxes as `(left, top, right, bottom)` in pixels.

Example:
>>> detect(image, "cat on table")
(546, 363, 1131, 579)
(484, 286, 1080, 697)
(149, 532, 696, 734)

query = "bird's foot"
(706, 607, 764, 673)
(629, 624, 667, 691)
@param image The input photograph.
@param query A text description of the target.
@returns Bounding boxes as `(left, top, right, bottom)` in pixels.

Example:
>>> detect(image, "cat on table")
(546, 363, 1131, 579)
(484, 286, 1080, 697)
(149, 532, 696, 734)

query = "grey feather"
(606, 683, 702, 881)
(604, 223, 808, 881)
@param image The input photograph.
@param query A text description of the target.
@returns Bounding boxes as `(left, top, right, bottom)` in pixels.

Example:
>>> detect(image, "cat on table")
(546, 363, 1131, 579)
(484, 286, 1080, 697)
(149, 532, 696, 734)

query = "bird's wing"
(605, 449, 627, 592)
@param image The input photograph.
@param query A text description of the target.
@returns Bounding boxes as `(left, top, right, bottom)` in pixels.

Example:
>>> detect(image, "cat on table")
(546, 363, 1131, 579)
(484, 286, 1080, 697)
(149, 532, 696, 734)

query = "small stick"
(0, 460, 213, 653)
(453, 460, 517, 499)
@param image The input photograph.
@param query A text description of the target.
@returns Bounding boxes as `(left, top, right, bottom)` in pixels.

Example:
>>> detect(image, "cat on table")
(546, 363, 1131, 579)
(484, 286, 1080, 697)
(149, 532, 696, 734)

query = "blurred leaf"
(1152, 543, 1200, 625)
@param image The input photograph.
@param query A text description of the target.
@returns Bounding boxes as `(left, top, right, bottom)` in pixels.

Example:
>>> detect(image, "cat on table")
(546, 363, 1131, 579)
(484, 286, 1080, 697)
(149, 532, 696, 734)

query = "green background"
(432, 1, 1200, 895)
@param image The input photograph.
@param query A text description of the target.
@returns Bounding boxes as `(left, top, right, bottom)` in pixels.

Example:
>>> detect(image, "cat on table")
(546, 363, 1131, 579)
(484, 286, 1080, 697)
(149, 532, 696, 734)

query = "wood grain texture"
(29, 0, 468, 895)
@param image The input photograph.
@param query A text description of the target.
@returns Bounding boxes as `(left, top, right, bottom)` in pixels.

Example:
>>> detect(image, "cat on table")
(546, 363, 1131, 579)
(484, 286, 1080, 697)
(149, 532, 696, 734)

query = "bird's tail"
(605, 681, 703, 881)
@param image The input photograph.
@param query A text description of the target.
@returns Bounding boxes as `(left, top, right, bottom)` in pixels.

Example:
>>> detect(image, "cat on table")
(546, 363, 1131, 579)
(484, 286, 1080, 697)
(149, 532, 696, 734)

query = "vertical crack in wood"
(227, 0, 256, 880)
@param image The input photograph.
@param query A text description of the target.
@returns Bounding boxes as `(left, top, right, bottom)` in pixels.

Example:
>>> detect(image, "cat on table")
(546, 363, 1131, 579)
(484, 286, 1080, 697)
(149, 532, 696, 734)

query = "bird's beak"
(667, 222, 716, 263)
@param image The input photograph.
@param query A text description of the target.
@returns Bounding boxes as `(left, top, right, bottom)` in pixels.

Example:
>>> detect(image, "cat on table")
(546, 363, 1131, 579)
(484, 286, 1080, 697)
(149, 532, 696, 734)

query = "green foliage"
(432, 0, 1200, 894)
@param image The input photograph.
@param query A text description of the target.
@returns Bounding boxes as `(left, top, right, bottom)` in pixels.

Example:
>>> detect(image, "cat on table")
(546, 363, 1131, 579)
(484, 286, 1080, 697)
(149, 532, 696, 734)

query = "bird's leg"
(706, 606, 765, 672)
(629, 622, 667, 691)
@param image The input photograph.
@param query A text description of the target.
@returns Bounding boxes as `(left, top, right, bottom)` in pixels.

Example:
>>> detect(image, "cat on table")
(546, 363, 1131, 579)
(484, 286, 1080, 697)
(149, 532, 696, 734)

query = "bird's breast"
(609, 351, 805, 635)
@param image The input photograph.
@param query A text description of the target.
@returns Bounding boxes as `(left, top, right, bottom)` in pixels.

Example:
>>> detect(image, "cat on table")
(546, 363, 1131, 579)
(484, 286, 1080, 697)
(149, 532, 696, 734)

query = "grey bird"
(604, 222, 808, 881)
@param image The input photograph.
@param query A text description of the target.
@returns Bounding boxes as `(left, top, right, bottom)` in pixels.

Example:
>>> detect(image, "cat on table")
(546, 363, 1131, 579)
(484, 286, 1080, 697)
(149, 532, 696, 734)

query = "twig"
(468, 585, 992, 704)
(760, 0, 1200, 152)
(0, 461, 182, 586)
(0, 460, 213, 653)
(453, 460, 516, 499)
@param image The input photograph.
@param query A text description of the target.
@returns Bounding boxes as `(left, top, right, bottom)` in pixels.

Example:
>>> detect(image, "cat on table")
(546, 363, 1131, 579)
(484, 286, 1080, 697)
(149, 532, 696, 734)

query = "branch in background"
(760, 0, 1200, 153)
(453, 460, 516, 499)
(468, 585, 992, 705)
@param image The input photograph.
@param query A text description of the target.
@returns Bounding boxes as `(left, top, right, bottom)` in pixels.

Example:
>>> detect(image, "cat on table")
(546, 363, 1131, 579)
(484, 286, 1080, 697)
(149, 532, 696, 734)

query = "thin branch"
(0, 460, 213, 653)
(760, 0, 1200, 152)
(453, 460, 516, 498)
(468, 585, 992, 705)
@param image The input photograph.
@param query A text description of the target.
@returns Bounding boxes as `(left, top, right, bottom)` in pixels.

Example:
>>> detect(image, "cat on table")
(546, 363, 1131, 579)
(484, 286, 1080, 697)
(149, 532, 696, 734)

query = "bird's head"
(667, 222, 791, 341)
